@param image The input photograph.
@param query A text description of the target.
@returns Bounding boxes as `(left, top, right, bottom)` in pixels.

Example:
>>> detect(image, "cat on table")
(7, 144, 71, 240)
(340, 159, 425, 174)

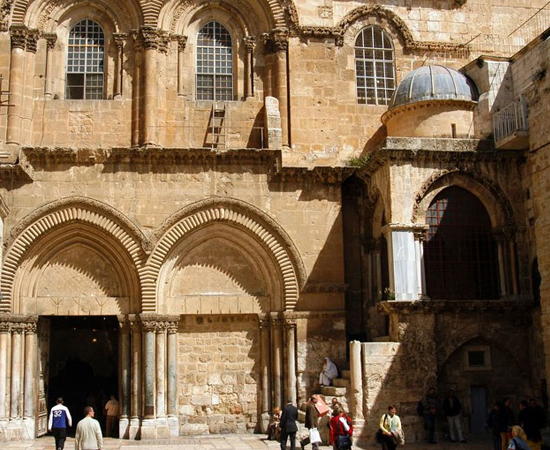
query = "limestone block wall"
(177, 315, 260, 434)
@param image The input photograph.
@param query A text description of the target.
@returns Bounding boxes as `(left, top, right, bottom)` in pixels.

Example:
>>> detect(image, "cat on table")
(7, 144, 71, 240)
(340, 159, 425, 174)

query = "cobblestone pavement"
(2, 434, 494, 450)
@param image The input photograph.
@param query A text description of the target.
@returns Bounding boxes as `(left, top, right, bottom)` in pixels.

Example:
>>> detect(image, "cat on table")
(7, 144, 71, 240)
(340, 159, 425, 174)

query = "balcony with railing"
(492, 100, 529, 150)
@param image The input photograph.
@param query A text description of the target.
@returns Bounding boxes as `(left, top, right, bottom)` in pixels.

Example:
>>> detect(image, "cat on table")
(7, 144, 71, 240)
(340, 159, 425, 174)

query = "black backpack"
(416, 400, 425, 416)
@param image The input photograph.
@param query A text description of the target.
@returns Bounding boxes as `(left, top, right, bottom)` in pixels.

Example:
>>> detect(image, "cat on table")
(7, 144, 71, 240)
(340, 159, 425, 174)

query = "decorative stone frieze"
(0, 0, 14, 32)
(273, 166, 354, 185)
(302, 283, 347, 293)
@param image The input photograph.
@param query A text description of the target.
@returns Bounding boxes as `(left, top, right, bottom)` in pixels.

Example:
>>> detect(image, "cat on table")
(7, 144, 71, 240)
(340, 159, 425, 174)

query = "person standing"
(75, 406, 103, 450)
(103, 395, 119, 438)
(280, 399, 299, 450)
(379, 405, 402, 450)
(301, 395, 320, 450)
(422, 387, 438, 444)
(443, 389, 466, 443)
(48, 397, 73, 450)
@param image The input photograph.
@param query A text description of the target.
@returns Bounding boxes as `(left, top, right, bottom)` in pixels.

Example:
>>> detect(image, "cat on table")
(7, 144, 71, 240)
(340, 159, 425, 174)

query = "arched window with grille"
(196, 21, 234, 101)
(66, 19, 105, 99)
(424, 187, 499, 300)
(354, 26, 395, 105)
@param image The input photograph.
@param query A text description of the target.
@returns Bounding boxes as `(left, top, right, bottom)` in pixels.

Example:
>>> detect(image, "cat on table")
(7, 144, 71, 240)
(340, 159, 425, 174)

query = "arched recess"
(157, 223, 282, 314)
(158, 0, 290, 34)
(18, 0, 143, 32)
(1, 197, 148, 312)
(145, 198, 306, 313)
(412, 170, 516, 230)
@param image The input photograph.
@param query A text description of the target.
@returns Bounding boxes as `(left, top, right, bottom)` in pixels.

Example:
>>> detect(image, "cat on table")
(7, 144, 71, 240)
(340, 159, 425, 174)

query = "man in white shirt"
(75, 406, 103, 450)
(103, 395, 119, 438)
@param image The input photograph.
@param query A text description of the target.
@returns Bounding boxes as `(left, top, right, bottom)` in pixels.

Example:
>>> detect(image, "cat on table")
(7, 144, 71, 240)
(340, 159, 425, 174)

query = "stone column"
(0, 319, 10, 420)
(414, 230, 429, 299)
(176, 35, 187, 97)
(22, 320, 37, 438)
(271, 315, 283, 410)
(129, 316, 141, 439)
(349, 341, 364, 425)
(118, 316, 131, 439)
(43, 33, 57, 98)
(141, 317, 156, 439)
(243, 36, 256, 98)
(264, 29, 289, 146)
(10, 323, 23, 420)
(155, 322, 169, 438)
(130, 32, 143, 146)
(113, 33, 126, 99)
(140, 27, 159, 146)
(284, 317, 297, 405)
(496, 236, 508, 297)
(6, 25, 28, 145)
(166, 319, 179, 437)
(259, 317, 271, 432)
(509, 239, 519, 295)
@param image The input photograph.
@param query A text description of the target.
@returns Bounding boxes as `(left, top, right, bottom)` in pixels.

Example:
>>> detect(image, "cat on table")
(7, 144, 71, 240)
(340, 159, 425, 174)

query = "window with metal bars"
(424, 187, 499, 300)
(354, 26, 395, 105)
(66, 19, 105, 99)
(196, 21, 233, 101)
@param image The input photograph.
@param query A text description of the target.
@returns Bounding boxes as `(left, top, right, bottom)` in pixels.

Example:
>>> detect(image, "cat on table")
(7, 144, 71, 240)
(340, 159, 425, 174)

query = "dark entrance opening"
(47, 316, 119, 436)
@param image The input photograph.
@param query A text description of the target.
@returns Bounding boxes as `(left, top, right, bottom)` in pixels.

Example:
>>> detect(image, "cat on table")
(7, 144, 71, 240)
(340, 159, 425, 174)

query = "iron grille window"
(66, 19, 105, 99)
(355, 26, 395, 105)
(196, 21, 233, 101)
(424, 187, 499, 300)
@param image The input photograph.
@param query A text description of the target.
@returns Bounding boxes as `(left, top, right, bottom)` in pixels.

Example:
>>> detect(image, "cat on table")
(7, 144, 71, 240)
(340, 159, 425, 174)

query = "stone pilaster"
(243, 36, 256, 98)
(113, 33, 126, 99)
(139, 27, 159, 146)
(283, 316, 297, 405)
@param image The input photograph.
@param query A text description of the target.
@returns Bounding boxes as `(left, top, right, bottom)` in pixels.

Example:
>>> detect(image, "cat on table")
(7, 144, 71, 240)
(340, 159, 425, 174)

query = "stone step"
(333, 378, 350, 388)
(321, 385, 347, 396)
(341, 369, 351, 380)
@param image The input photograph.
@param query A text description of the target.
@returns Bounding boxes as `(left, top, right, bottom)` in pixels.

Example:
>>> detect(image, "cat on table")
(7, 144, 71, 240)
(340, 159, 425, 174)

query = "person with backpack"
(378, 405, 402, 450)
(507, 425, 532, 450)
(330, 408, 353, 450)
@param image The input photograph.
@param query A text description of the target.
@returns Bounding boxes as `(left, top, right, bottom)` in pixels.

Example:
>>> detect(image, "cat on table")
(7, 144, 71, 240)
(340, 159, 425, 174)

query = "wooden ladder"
(209, 102, 227, 149)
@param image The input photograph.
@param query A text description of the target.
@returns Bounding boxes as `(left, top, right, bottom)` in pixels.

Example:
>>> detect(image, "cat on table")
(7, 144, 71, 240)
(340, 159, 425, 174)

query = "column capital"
(158, 31, 170, 54)
(43, 33, 57, 49)
(381, 222, 428, 235)
(492, 225, 515, 240)
(174, 34, 188, 52)
(26, 28, 39, 53)
(263, 28, 289, 53)
(113, 33, 128, 50)
(139, 26, 160, 50)
(243, 36, 256, 52)
(0, 321, 10, 333)
(10, 24, 28, 50)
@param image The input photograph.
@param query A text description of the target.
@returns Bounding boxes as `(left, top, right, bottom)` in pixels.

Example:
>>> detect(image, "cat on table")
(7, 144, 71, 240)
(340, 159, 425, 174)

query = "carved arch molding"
(0, 196, 306, 313)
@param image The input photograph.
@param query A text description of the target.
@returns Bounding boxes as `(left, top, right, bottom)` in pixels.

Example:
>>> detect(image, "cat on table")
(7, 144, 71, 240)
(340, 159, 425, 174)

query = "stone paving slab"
(2, 434, 493, 450)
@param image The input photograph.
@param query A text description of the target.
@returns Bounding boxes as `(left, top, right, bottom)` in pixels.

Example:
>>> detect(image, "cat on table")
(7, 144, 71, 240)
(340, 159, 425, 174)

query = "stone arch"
(412, 169, 516, 230)
(337, 5, 416, 49)
(17, 0, 143, 32)
(1, 196, 148, 312)
(145, 198, 306, 313)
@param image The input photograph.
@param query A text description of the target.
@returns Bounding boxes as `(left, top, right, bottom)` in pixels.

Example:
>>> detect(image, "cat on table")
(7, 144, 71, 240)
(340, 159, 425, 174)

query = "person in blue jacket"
(48, 397, 73, 450)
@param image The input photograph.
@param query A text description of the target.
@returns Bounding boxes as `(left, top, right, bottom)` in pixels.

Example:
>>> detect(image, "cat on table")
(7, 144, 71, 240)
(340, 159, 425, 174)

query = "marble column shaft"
(271, 318, 283, 409)
(120, 320, 131, 419)
(23, 324, 36, 418)
(141, 27, 159, 145)
(155, 327, 166, 418)
(6, 27, 27, 145)
(167, 325, 177, 417)
(44, 34, 56, 97)
(259, 320, 271, 417)
(176, 36, 187, 97)
(284, 322, 297, 405)
(113, 34, 125, 99)
(10, 326, 23, 418)
(0, 323, 9, 419)
(143, 325, 155, 419)
(130, 321, 141, 419)
(349, 341, 363, 420)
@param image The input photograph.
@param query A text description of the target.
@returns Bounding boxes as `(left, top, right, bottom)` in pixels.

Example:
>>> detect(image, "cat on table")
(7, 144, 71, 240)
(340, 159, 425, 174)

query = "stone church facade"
(0, 0, 547, 444)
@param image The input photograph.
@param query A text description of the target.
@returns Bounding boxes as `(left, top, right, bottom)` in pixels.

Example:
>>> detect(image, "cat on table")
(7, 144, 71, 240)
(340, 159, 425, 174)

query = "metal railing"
(493, 100, 528, 143)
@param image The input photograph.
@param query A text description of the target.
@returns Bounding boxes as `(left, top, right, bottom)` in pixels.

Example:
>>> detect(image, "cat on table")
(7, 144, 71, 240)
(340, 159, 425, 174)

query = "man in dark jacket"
(443, 389, 466, 443)
(422, 387, 438, 444)
(300, 395, 320, 450)
(280, 398, 299, 450)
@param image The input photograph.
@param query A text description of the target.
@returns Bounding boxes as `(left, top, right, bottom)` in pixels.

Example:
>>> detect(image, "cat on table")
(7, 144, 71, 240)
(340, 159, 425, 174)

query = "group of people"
(487, 397, 547, 450)
(272, 395, 353, 450)
(419, 387, 467, 444)
(47, 394, 119, 450)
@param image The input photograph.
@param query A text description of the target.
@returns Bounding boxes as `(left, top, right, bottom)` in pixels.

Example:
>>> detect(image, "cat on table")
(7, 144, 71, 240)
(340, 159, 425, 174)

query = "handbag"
(375, 429, 384, 444)
(337, 434, 352, 450)
(309, 427, 322, 444)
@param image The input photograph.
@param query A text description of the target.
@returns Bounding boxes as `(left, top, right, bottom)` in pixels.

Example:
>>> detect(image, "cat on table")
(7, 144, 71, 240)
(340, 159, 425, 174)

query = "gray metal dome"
(390, 65, 476, 109)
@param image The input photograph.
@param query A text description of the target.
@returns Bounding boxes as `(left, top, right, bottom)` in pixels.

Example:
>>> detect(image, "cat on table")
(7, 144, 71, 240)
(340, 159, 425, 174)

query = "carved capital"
(243, 36, 256, 53)
(113, 33, 127, 50)
(175, 34, 188, 52)
(263, 28, 289, 53)
(139, 26, 159, 50)
(26, 28, 39, 53)
(11, 322, 25, 334)
(0, 321, 10, 333)
(158, 31, 170, 54)
(43, 33, 57, 50)
(24, 322, 37, 334)
(10, 25, 28, 50)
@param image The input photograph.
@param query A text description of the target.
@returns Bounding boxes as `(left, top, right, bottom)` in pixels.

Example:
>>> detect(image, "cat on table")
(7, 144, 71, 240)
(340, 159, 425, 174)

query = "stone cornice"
(381, 99, 477, 125)
(272, 166, 355, 185)
(302, 283, 347, 294)
(377, 299, 532, 315)
(0, 163, 33, 185)
(358, 137, 525, 176)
